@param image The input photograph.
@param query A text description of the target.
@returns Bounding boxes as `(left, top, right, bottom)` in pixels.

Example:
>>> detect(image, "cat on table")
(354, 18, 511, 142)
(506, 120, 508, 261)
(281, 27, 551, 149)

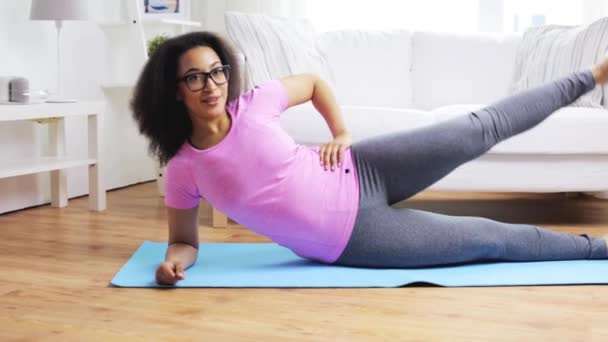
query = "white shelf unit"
(0, 102, 106, 211)
(0, 157, 97, 179)
(98, 21, 147, 90)
(97, 0, 202, 200)
(98, 1, 202, 90)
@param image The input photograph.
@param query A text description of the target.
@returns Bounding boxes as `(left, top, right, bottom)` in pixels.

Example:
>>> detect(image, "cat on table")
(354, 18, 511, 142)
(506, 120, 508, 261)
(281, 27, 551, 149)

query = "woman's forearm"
(311, 76, 350, 138)
(165, 242, 198, 269)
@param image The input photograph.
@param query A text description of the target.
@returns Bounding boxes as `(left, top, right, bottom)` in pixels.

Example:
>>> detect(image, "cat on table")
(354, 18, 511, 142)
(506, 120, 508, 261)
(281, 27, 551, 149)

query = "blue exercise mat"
(111, 241, 608, 287)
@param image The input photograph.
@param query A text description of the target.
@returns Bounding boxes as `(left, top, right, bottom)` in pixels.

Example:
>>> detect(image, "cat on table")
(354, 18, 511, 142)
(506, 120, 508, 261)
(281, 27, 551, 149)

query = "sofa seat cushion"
(432, 104, 608, 154)
(281, 104, 434, 145)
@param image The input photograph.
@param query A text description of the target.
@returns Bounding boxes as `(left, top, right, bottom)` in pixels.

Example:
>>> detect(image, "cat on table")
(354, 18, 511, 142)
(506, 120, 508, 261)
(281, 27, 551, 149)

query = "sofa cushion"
(511, 17, 608, 108)
(224, 11, 333, 90)
(317, 29, 413, 108)
(411, 31, 520, 110)
(281, 103, 434, 145)
(432, 104, 608, 154)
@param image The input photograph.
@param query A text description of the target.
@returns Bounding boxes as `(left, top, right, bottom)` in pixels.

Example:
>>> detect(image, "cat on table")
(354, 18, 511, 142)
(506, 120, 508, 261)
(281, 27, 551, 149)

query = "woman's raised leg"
(351, 71, 597, 205)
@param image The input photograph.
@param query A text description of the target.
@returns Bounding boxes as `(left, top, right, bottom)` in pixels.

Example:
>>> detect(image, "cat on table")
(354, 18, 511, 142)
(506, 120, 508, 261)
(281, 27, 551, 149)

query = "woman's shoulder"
(227, 79, 285, 113)
(242, 79, 285, 98)
(166, 144, 192, 166)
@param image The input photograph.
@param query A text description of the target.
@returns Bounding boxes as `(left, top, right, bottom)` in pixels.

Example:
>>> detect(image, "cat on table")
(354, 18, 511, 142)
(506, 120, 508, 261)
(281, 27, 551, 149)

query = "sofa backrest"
(316, 29, 413, 108)
(225, 12, 606, 111)
(225, 11, 331, 93)
(410, 31, 521, 110)
(314, 29, 521, 110)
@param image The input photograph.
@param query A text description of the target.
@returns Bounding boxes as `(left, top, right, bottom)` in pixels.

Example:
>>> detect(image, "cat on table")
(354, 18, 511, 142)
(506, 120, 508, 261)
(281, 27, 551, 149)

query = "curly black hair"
(131, 31, 243, 166)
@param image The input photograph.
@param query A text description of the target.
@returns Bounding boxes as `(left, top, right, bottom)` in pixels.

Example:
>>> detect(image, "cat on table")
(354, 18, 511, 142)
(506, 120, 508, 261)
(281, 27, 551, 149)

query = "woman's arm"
(281, 74, 352, 170)
(281, 74, 349, 138)
(166, 205, 199, 265)
(156, 205, 199, 285)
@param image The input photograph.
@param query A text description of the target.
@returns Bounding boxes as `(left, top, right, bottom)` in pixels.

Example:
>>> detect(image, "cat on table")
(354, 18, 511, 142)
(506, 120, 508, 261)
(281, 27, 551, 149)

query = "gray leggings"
(333, 71, 608, 268)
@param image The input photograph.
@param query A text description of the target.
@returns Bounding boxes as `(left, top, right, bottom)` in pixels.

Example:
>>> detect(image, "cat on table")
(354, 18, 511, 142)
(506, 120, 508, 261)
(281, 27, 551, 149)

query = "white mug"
(9, 77, 29, 103)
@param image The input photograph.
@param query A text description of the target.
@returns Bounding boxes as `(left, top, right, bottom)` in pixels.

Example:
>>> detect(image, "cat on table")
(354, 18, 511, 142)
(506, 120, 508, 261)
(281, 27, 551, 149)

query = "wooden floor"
(1, 182, 608, 341)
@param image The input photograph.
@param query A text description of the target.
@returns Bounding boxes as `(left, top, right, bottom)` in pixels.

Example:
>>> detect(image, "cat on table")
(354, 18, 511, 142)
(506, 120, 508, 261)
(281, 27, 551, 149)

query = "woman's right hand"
(155, 260, 186, 285)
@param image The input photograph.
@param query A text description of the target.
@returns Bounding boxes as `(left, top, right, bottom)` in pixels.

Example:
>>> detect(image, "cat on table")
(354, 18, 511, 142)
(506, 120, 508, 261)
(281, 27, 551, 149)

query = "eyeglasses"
(177, 65, 231, 92)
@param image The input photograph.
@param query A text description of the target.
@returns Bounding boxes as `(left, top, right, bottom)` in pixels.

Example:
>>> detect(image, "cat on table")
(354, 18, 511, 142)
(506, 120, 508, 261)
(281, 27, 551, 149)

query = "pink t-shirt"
(164, 80, 360, 263)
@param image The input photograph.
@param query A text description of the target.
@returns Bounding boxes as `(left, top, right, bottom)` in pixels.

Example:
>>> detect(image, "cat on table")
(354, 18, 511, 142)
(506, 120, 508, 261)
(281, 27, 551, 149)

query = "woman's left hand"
(320, 132, 352, 171)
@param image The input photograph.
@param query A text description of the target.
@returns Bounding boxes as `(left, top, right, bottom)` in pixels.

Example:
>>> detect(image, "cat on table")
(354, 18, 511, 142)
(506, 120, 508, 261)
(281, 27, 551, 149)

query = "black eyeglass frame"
(177, 65, 232, 92)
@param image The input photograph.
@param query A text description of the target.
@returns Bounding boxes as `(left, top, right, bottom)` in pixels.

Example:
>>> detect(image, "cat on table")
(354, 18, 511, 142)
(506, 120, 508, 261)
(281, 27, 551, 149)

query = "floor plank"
(1, 182, 607, 341)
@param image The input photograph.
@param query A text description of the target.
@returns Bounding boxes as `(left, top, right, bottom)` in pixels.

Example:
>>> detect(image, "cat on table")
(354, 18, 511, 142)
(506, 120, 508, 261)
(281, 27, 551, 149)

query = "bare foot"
(591, 55, 608, 84)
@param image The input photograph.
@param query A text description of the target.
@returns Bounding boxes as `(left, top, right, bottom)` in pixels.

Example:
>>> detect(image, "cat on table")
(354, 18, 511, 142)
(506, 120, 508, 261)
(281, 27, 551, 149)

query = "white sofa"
(272, 29, 608, 198)
(209, 15, 608, 227)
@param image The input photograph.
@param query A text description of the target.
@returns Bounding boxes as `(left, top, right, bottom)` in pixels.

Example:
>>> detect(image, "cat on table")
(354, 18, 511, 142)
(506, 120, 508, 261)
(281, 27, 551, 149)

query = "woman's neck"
(189, 111, 232, 149)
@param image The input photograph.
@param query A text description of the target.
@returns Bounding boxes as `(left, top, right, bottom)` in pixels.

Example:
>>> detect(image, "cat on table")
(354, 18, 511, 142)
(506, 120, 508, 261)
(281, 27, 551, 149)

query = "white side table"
(0, 101, 106, 211)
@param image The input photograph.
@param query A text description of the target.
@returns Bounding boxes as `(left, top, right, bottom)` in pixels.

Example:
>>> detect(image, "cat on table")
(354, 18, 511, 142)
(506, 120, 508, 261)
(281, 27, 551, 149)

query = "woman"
(131, 31, 608, 285)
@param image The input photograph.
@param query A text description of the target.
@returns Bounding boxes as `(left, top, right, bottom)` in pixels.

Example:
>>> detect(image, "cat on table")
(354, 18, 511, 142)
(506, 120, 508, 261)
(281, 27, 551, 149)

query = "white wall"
(0, 0, 156, 213)
(192, 0, 306, 34)
(478, 0, 503, 32)
(584, 0, 608, 23)
(478, 0, 606, 33)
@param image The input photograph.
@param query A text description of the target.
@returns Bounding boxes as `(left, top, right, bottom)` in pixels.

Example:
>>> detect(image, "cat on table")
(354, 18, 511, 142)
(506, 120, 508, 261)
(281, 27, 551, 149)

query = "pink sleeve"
(262, 79, 289, 113)
(163, 157, 200, 209)
(236, 80, 288, 120)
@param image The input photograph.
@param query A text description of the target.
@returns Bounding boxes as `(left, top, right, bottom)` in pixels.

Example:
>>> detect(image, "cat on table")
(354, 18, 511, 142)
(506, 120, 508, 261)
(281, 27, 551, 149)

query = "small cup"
(9, 77, 29, 103)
